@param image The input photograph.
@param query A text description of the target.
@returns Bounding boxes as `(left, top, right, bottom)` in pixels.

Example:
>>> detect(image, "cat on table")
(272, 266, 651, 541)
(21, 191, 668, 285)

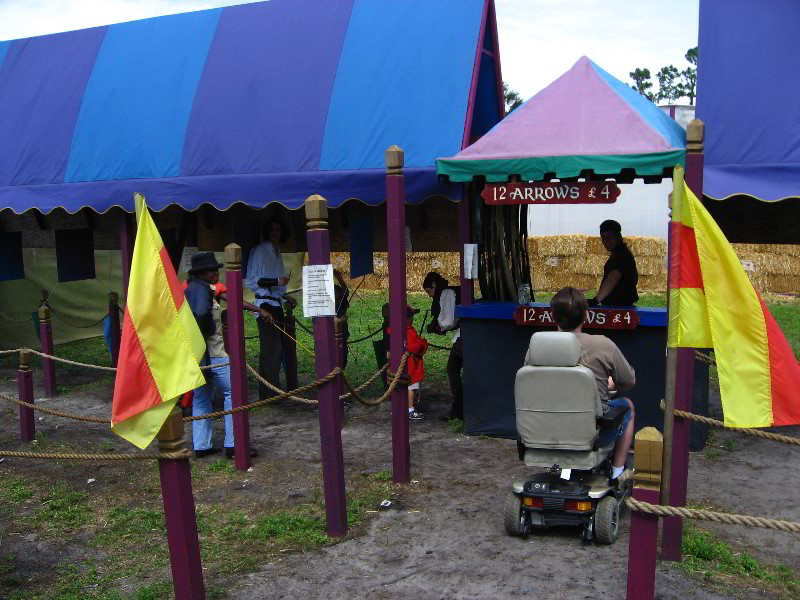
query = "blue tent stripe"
(0, 41, 10, 71)
(320, 0, 484, 170)
(65, 10, 221, 183)
(590, 61, 685, 150)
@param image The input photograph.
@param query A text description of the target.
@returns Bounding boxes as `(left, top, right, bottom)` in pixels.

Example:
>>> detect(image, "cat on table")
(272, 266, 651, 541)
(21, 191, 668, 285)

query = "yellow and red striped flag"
(111, 194, 206, 448)
(668, 172, 800, 427)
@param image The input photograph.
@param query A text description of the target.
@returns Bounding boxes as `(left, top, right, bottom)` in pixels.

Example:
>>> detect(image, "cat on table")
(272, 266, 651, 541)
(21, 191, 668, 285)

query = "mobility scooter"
(504, 331, 632, 544)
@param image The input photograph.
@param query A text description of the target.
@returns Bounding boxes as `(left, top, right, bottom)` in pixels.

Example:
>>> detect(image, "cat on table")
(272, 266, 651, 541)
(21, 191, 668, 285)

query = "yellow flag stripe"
(667, 288, 712, 348)
(686, 185, 772, 427)
(112, 398, 178, 449)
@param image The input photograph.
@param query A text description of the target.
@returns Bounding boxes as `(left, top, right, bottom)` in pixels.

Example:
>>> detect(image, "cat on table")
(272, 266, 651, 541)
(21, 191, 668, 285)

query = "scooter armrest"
(598, 404, 628, 430)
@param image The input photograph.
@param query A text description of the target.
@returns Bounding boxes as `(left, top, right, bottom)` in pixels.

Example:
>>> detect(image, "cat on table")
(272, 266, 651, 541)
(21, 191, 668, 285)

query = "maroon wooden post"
(386, 145, 411, 484)
(120, 212, 135, 303)
(626, 427, 663, 600)
(663, 119, 704, 561)
(38, 306, 56, 397)
(305, 195, 348, 537)
(18, 350, 35, 442)
(458, 187, 474, 306)
(284, 305, 298, 390)
(157, 406, 205, 600)
(221, 310, 229, 355)
(334, 319, 346, 419)
(224, 244, 251, 471)
(108, 292, 121, 367)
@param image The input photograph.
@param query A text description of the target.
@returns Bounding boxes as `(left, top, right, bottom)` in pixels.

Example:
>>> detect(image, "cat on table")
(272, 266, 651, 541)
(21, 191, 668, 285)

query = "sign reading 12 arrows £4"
(481, 182, 620, 205)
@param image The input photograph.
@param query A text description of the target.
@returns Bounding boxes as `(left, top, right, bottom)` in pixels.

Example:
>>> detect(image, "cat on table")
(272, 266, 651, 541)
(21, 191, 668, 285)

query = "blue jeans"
(192, 357, 233, 451)
(597, 397, 632, 447)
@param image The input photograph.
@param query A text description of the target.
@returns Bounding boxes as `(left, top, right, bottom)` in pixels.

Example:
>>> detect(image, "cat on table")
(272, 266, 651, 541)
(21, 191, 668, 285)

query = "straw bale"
(626, 237, 667, 257)
(586, 237, 606, 255)
(764, 274, 800, 294)
(637, 256, 668, 276)
(533, 235, 587, 257)
(561, 254, 606, 276)
(638, 274, 667, 291)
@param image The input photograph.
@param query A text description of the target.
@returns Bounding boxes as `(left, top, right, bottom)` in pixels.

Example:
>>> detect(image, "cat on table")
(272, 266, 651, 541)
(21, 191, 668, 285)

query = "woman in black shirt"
(589, 219, 639, 306)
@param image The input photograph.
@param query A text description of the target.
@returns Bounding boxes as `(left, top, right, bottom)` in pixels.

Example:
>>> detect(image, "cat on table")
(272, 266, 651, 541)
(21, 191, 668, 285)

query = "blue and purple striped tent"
(0, 0, 504, 215)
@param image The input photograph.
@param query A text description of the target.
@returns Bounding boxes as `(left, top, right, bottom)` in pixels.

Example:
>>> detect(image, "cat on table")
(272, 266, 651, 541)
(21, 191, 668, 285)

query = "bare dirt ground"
(0, 367, 797, 599)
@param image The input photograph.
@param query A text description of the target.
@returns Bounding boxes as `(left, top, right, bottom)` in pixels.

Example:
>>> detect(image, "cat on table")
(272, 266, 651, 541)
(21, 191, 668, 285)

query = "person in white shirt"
(422, 272, 463, 420)
(245, 217, 296, 399)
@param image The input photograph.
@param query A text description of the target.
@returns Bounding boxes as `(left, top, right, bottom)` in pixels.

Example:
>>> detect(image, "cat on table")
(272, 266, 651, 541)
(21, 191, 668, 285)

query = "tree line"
(629, 47, 697, 105)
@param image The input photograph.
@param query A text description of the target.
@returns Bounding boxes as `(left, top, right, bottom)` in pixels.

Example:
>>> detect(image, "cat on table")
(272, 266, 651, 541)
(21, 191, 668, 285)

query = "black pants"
(447, 336, 464, 419)
(257, 304, 285, 399)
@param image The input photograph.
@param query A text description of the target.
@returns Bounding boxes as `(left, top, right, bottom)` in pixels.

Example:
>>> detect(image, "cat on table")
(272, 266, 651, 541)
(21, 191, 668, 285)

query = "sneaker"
(409, 410, 425, 420)
(194, 447, 221, 458)
(225, 447, 259, 459)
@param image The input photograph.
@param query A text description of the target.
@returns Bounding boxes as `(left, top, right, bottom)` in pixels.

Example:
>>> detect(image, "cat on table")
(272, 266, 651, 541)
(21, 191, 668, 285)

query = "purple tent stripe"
(181, 0, 355, 177)
(0, 28, 107, 186)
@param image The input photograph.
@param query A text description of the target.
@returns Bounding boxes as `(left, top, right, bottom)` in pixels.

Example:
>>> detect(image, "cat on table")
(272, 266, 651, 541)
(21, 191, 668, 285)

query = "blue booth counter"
(455, 302, 708, 447)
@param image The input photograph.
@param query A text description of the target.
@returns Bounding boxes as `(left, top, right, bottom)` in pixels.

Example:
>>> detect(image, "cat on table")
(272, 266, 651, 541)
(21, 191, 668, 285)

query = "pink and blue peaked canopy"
(436, 56, 686, 182)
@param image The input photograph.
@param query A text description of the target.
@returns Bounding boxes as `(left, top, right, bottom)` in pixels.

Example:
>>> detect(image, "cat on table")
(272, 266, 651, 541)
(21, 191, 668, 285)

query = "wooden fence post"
(108, 292, 121, 368)
(386, 145, 410, 484)
(663, 119, 704, 561)
(626, 427, 663, 600)
(38, 306, 56, 397)
(18, 350, 35, 442)
(305, 195, 348, 537)
(157, 406, 205, 600)
(335, 318, 346, 419)
(225, 244, 251, 471)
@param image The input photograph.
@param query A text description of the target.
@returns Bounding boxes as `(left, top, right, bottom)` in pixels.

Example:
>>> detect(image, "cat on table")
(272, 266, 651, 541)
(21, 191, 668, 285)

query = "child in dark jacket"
(387, 305, 428, 420)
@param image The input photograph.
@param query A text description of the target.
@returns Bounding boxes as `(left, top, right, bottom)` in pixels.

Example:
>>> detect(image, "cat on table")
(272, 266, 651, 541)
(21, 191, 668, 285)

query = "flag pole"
(660, 166, 685, 511)
(663, 119, 705, 561)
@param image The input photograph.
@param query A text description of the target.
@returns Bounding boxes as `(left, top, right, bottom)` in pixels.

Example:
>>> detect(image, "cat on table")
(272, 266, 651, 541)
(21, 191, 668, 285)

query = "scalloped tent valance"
(0, 0, 504, 215)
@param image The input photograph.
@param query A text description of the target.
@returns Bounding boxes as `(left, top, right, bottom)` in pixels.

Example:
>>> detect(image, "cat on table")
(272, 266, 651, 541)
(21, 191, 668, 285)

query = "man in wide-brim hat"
(185, 252, 270, 459)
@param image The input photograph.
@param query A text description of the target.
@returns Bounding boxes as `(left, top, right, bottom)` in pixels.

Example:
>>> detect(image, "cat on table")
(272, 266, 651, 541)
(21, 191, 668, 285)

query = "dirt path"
(0, 372, 796, 599)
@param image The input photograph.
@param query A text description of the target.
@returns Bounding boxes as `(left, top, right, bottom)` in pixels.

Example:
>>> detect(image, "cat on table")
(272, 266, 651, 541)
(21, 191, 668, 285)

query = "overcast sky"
(0, 0, 699, 99)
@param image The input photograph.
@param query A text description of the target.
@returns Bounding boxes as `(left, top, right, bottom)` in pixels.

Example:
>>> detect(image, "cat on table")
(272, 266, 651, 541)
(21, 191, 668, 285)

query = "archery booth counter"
(436, 57, 709, 445)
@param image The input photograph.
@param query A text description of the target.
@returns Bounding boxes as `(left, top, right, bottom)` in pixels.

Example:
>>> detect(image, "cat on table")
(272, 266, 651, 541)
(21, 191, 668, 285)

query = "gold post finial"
(633, 427, 663, 491)
(38, 306, 51, 321)
(385, 145, 404, 175)
(225, 244, 242, 269)
(305, 195, 328, 230)
(157, 406, 187, 454)
(686, 119, 704, 154)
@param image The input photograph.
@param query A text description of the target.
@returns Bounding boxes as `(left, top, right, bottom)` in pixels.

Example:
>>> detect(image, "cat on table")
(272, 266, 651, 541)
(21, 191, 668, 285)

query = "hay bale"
(637, 256, 668, 276)
(764, 274, 800, 294)
(534, 235, 587, 257)
(638, 274, 667, 291)
(562, 254, 606, 276)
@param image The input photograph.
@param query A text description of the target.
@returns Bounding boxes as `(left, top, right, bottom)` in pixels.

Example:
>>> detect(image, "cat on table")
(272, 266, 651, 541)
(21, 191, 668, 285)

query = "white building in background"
(527, 105, 695, 241)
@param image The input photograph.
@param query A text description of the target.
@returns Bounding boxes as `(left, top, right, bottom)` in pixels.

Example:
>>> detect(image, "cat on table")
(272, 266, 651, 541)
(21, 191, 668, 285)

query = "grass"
(681, 524, 799, 598)
(447, 418, 464, 434)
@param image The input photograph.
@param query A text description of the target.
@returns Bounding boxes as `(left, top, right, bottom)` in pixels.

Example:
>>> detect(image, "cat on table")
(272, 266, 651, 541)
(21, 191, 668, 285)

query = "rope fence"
(694, 350, 716, 366)
(662, 401, 800, 446)
(0, 449, 191, 460)
(626, 497, 800, 534)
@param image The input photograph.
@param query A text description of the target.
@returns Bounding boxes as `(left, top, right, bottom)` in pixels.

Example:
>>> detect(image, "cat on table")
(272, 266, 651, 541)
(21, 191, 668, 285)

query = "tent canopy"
(697, 0, 800, 202)
(0, 0, 503, 215)
(436, 56, 686, 182)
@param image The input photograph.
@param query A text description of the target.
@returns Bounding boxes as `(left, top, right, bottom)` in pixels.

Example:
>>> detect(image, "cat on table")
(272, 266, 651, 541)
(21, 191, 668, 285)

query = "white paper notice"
(464, 244, 478, 279)
(180, 247, 199, 274)
(302, 264, 336, 318)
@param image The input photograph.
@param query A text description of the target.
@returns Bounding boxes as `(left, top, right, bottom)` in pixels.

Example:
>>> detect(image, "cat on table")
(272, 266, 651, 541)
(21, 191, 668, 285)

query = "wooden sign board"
(482, 182, 620, 205)
(514, 306, 639, 330)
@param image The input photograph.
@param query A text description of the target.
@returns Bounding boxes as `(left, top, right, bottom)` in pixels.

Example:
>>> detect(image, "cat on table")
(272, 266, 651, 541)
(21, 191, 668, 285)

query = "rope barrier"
(0, 348, 23, 356)
(347, 327, 383, 345)
(0, 449, 191, 460)
(0, 310, 33, 323)
(24, 348, 117, 372)
(184, 368, 341, 420)
(245, 364, 319, 405)
(663, 403, 800, 446)
(341, 352, 410, 407)
(0, 392, 108, 423)
(339, 363, 388, 400)
(49, 307, 108, 329)
(625, 497, 800, 533)
(694, 350, 716, 366)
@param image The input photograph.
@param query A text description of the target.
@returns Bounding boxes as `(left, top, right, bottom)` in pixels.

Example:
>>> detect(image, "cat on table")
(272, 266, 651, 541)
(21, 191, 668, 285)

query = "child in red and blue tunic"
(387, 305, 428, 420)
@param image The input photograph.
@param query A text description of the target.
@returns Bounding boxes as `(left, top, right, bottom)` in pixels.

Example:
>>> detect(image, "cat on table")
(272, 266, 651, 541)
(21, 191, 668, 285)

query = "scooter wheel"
(594, 495, 620, 545)
(504, 492, 524, 536)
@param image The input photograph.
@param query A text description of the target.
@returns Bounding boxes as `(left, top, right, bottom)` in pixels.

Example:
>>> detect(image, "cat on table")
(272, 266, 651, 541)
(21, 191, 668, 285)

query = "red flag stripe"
(758, 295, 800, 426)
(111, 309, 163, 424)
(669, 222, 704, 289)
(159, 246, 185, 310)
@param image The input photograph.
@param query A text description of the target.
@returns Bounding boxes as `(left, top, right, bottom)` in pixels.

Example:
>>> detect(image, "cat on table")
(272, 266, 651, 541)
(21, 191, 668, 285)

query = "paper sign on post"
(464, 244, 478, 279)
(302, 264, 336, 317)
